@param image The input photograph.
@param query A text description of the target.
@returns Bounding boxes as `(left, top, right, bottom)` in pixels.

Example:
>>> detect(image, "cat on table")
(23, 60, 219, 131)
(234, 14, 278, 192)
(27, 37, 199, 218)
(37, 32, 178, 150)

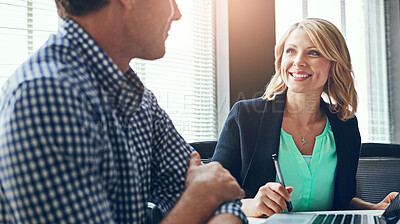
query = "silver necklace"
(300, 115, 317, 146)
(286, 111, 317, 146)
(301, 125, 314, 146)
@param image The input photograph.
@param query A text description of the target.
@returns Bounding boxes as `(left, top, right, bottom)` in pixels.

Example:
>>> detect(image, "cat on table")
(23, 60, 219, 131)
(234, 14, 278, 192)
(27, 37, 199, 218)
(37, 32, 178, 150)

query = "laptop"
(262, 192, 400, 224)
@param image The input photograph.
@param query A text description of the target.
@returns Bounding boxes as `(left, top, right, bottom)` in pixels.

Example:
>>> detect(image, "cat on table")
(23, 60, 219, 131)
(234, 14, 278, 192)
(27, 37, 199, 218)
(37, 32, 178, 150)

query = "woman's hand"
(350, 192, 399, 210)
(374, 192, 399, 210)
(241, 182, 293, 217)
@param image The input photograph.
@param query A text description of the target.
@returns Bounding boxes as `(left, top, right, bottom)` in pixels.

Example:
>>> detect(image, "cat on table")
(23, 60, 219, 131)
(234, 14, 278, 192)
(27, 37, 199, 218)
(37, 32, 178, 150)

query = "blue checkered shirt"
(0, 19, 247, 223)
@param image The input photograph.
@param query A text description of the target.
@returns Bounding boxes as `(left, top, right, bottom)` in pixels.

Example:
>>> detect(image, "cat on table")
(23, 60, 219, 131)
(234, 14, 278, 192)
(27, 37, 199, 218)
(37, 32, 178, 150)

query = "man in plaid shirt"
(0, 0, 247, 223)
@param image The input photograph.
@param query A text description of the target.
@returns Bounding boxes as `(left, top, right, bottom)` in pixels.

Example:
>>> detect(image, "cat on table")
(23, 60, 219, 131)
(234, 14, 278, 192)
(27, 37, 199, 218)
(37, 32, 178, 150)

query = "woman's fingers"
(249, 182, 294, 217)
(258, 183, 292, 213)
(262, 193, 285, 214)
(266, 182, 292, 203)
(254, 198, 276, 217)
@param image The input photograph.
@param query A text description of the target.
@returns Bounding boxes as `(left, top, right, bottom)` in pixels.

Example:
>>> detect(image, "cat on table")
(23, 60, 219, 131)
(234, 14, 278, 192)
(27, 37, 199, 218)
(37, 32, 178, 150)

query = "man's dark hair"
(55, 0, 110, 19)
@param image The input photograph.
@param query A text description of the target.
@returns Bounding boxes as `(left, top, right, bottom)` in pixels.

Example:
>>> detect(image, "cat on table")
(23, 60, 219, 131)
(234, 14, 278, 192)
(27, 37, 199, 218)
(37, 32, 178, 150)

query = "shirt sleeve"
(213, 200, 248, 223)
(147, 93, 247, 223)
(0, 77, 114, 223)
(146, 91, 192, 213)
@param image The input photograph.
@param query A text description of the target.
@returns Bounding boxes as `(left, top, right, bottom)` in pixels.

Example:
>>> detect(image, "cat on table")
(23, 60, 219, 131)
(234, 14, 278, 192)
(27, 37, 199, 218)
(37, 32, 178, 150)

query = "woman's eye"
(286, 48, 295, 54)
(309, 50, 321, 56)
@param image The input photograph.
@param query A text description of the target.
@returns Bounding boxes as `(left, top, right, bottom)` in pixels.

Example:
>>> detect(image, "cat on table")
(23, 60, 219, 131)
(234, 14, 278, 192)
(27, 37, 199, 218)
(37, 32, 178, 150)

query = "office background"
(0, 0, 399, 143)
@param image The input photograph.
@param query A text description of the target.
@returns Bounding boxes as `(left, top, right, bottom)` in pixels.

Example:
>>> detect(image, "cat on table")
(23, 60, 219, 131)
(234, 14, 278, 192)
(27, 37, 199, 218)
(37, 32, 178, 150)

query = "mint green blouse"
(276, 119, 337, 212)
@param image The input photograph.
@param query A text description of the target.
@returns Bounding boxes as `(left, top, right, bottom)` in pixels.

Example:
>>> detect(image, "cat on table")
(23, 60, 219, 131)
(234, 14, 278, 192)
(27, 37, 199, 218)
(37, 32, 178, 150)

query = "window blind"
(0, 0, 218, 142)
(0, 0, 59, 86)
(131, 0, 217, 142)
(364, 0, 390, 142)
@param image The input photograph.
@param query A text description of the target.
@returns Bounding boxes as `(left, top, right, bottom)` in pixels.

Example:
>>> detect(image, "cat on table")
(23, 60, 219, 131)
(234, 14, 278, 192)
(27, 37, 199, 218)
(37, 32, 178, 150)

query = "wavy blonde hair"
(262, 18, 357, 121)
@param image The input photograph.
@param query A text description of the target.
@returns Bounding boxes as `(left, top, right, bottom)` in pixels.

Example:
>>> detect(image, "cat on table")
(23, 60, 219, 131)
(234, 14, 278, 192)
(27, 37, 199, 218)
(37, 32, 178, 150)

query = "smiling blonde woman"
(264, 18, 357, 121)
(212, 18, 398, 218)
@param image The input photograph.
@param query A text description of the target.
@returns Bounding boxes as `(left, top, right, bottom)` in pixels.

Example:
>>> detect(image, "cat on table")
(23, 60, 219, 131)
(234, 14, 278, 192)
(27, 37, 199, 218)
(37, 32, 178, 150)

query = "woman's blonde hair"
(262, 18, 357, 121)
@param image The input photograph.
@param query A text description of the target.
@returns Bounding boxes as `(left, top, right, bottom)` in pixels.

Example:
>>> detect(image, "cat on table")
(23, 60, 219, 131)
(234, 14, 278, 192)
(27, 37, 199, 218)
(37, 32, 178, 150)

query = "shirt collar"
(58, 19, 144, 115)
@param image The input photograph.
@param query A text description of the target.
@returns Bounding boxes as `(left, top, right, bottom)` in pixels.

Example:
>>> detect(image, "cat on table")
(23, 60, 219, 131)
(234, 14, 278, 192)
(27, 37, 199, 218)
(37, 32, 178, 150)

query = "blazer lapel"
(321, 102, 348, 209)
(242, 93, 286, 198)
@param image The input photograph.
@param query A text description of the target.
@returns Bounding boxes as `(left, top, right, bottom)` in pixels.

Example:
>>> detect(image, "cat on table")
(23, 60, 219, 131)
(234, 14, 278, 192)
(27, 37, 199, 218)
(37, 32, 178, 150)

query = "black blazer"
(212, 92, 361, 210)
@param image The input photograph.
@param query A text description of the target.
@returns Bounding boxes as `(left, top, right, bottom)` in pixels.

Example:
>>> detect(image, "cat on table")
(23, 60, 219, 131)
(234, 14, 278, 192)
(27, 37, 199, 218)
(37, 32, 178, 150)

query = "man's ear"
(118, 0, 136, 9)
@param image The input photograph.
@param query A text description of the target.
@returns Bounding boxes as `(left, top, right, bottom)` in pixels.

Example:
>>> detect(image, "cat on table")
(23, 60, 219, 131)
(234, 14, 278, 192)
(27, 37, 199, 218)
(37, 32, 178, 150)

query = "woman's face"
(281, 28, 331, 95)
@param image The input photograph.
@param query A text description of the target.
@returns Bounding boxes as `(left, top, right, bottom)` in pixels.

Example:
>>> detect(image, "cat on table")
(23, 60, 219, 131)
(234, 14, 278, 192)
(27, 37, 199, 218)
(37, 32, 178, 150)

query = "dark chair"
(146, 202, 163, 224)
(355, 143, 400, 204)
(189, 141, 217, 164)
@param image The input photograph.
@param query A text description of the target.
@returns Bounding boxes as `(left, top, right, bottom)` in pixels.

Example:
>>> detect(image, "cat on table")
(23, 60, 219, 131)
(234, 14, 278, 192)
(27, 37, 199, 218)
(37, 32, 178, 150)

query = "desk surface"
(247, 210, 385, 224)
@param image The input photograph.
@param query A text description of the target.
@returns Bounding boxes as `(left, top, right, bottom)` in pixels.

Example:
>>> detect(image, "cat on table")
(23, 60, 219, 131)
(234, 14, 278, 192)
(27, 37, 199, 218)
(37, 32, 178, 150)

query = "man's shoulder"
(3, 39, 88, 97)
(141, 87, 170, 119)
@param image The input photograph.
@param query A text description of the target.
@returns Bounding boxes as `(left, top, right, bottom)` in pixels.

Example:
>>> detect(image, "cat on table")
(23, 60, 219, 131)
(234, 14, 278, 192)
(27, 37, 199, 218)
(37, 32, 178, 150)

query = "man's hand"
(185, 151, 245, 204)
(161, 152, 245, 224)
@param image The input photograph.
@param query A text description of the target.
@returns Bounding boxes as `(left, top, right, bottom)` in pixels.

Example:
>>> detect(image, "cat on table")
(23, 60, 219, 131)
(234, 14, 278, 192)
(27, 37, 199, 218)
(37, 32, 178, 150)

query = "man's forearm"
(161, 187, 221, 224)
(207, 213, 242, 224)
